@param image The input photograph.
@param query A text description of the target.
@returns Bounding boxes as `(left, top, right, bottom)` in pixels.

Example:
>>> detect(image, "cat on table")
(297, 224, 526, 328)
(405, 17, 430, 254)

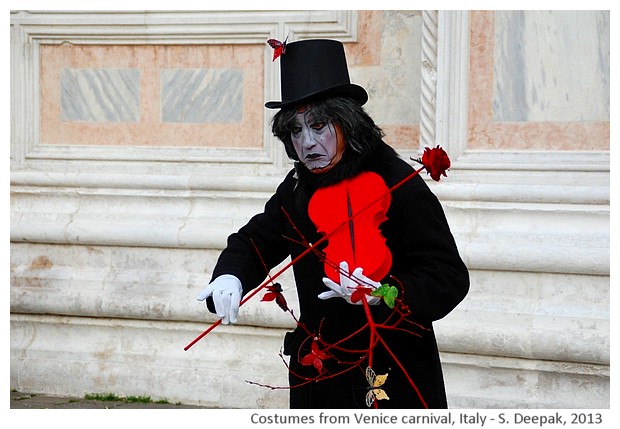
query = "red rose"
(421, 146, 451, 181)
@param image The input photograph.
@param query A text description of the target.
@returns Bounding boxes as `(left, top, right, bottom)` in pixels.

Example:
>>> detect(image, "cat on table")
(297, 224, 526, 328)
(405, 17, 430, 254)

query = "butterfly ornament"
(300, 338, 330, 374)
(261, 282, 289, 312)
(267, 36, 288, 61)
(365, 366, 390, 407)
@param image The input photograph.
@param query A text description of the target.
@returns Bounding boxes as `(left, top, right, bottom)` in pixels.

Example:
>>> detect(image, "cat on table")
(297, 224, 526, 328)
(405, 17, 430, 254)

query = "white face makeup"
(290, 108, 344, 174)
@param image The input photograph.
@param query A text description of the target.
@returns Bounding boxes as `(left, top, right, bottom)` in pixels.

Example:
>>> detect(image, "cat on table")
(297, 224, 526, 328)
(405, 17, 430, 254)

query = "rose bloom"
(422, 146, 451, 181)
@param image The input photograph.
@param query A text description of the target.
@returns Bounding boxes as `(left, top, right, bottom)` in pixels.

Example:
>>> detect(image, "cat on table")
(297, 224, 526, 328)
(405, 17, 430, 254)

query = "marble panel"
(61, 68, 140, 122)
(493, 11, 609, 123)
(468, 11, 609, 151)
(347, 10, 422, 150)
(161, 68, 243, 123)
(39, 44, 263, 148)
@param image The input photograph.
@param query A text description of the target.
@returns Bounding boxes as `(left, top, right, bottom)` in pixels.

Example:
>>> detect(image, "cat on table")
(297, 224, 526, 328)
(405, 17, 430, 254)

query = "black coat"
(210, 143, 469, 409)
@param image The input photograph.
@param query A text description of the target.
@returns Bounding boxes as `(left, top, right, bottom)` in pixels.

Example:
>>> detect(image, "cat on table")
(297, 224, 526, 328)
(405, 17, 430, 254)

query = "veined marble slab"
(493, 11, 609, 123)
(61, 68, 140, 122)
(161, 68, 243, 123)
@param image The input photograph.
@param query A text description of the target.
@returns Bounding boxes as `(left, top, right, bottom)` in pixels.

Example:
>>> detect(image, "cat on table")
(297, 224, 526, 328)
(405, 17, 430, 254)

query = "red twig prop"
(183, 146, 452, 408)
(184, 164, 427, 351)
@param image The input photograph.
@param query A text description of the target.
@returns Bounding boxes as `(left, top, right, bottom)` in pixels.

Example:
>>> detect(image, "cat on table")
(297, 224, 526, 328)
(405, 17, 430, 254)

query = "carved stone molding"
(419, 10, 438, 151)
(10, 10, 357, 172)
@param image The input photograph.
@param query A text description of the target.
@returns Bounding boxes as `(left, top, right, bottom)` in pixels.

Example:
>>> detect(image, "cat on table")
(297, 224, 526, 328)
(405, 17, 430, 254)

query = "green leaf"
(371, 284, 389, 297)
(371, 284, 399, 308)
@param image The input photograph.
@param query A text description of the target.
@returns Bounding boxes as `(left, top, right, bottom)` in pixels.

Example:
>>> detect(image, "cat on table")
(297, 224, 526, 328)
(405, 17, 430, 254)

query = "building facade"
(10, 10, 610, 408)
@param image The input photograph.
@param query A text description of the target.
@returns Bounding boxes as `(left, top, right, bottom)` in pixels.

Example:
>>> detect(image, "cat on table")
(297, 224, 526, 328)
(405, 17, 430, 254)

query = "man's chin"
(308, 165, 332, 174)
(304, 156, 338, 174)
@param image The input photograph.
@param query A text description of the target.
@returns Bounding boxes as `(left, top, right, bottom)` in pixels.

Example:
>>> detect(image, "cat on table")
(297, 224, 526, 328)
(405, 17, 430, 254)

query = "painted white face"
(290, 108, 344, 174)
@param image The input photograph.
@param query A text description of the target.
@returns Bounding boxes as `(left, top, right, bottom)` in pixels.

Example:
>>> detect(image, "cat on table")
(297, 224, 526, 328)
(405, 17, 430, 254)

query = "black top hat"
(265, 39, 368, 109)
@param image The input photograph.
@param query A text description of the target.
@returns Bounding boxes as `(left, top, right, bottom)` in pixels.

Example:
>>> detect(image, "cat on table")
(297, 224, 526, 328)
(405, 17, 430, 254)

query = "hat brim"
(265, 83, 368, 109)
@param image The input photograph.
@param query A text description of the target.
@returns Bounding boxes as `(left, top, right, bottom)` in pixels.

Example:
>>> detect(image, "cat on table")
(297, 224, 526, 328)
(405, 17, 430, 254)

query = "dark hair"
(271, 97, 385, 162)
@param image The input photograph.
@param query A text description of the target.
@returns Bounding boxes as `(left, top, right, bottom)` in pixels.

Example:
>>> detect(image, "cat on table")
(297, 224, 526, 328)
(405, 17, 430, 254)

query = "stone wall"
(10, 10, 609, 408)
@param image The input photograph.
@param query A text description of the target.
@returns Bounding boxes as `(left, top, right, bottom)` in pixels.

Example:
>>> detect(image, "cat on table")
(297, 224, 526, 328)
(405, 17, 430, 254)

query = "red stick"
(184, 166, 425, 351)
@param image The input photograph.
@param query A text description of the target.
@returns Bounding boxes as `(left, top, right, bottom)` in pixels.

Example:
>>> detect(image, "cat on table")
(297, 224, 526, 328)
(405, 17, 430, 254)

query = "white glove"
(196, 274, 242, 324)
(318, 261, 381, 305)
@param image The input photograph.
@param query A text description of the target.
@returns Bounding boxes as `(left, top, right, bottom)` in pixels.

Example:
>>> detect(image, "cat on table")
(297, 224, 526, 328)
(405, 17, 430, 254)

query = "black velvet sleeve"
(206, 172, 296, 312)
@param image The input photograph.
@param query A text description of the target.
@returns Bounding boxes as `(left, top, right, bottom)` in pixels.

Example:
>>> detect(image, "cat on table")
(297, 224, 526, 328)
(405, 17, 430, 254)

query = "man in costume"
(197, 39, 469, 408)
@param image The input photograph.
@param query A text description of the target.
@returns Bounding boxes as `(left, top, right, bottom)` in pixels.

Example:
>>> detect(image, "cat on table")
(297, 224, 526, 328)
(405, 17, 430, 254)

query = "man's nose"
(300, 129, 317, 149)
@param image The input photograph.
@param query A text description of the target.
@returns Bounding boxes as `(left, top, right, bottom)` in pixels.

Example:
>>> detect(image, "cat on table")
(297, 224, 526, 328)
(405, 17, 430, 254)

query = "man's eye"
(291, 126, 301, 135)
(311, 122, 326, 130)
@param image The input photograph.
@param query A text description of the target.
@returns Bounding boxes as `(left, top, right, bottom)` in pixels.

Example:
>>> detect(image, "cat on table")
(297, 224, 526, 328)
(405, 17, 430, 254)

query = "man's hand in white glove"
(318, 261, 381, 305)
(196, 274, 242, 324)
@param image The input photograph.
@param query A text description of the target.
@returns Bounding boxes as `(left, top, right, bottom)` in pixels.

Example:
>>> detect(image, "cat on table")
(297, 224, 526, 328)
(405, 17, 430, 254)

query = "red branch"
(183, 147, 454, 409)
(184, 166, 425, 351)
